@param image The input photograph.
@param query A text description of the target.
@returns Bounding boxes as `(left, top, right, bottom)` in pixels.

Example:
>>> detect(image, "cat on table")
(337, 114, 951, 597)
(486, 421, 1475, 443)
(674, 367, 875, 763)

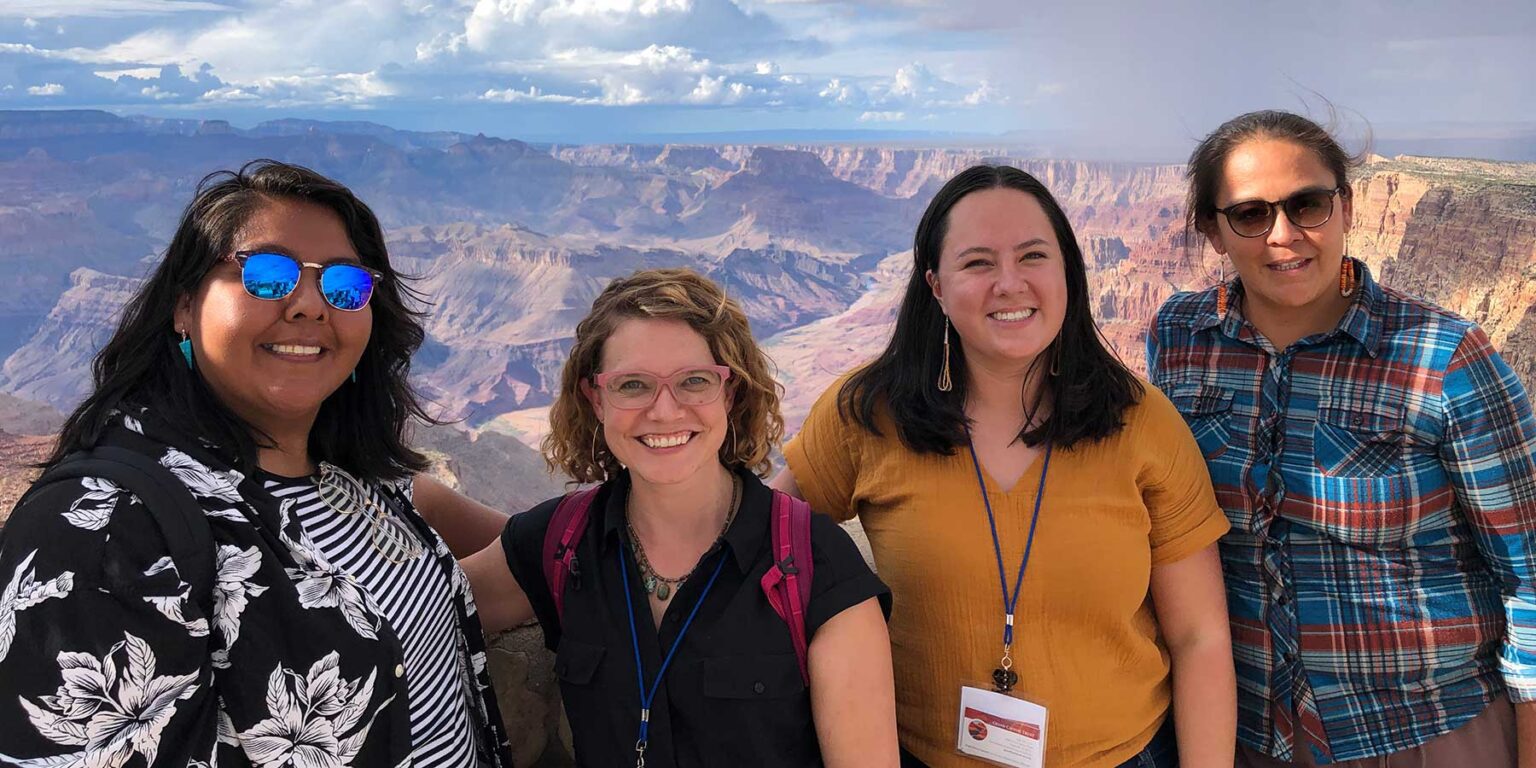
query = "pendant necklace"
(625, 474, 741, 600)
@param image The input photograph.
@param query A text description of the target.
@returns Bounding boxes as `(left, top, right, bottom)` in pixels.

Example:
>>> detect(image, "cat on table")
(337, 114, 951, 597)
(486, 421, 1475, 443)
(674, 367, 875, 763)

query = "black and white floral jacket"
(0, 408, 512, 768)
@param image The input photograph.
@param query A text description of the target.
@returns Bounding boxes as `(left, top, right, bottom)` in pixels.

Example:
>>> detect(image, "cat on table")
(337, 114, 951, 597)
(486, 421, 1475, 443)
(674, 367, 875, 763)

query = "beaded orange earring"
(1216, 263, 1229, 317)
(1339, 257, 1357, 297)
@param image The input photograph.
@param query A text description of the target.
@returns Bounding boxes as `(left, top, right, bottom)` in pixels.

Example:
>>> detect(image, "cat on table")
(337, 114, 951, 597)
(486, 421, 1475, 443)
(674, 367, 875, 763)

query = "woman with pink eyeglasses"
(462, 268, 898, 768)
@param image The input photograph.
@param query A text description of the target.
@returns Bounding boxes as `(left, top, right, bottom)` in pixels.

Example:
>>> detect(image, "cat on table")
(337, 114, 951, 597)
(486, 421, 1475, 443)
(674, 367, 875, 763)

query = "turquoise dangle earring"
(178, 330, 194, 370)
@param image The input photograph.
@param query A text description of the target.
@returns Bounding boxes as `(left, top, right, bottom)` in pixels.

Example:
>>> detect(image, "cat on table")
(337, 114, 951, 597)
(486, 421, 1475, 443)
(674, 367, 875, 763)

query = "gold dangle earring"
(937, 315, 954, 392)
(1339, 255, 1357, 297)
(590, 424, 602, 468)
(1216, 262, 1229, 317)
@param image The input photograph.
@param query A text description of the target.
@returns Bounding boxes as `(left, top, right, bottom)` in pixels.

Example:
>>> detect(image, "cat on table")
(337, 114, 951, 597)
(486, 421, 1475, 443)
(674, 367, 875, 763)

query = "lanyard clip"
(634, 738, 648, 768)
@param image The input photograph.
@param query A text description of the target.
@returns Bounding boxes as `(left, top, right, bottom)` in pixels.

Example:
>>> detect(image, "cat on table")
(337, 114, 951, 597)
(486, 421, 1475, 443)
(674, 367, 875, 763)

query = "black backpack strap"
(34, 446, 214, 614)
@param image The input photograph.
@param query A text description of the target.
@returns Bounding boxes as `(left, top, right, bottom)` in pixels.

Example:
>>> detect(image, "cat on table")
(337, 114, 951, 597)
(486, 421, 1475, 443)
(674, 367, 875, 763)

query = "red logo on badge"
(968, 719, 988, 741)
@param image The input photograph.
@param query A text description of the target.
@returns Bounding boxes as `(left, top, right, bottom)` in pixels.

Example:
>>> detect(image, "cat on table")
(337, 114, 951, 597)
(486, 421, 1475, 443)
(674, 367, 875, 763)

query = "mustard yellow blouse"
(785, 378, 1228, 767)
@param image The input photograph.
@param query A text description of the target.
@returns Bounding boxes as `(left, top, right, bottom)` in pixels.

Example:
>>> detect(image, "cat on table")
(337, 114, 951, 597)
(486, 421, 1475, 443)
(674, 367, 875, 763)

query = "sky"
(1, 0, 1533, 155)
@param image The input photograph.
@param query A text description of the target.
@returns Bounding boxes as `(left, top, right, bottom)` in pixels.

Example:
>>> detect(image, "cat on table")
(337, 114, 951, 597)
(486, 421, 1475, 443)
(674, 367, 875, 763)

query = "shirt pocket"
(555, 637, 606, 686)
(1313, 397, 1406, 478)
(703, 652, 807, 700)
(696, 652, 817, 762)
(1307, 396, 1429, 545)
(1168, 383, 1235, 460)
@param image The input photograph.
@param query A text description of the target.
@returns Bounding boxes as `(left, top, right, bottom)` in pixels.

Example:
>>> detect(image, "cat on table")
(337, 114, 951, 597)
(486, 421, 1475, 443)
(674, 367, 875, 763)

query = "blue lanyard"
(965, 439, 1053, 663)
(619, 541, 727, 768)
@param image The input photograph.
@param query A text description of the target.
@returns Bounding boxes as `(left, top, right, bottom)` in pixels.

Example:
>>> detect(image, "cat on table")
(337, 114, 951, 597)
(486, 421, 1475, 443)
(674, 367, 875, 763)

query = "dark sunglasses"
(223, 251, 383, 312)
(1214, 187, 1343, 238)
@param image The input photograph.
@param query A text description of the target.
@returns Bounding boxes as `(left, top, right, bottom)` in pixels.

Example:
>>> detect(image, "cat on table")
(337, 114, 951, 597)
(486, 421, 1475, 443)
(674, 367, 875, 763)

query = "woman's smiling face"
(926, 186, 1069, 374)
(585, 317, 733, 488)
(174, 196, 373, 437)
(1205, 137, 1353, 322)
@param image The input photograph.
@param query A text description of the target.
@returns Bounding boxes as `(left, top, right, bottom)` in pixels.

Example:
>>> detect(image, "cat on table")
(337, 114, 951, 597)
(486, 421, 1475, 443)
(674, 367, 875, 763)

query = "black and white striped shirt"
(264, 473, 478, 767)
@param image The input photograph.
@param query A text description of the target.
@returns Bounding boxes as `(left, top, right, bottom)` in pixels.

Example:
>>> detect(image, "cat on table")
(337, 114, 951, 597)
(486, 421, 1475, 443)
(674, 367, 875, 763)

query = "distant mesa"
(0, 109, 1531, 447)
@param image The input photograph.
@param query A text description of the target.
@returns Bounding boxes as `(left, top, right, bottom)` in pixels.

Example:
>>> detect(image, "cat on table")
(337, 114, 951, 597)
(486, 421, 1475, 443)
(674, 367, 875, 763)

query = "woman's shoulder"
(1373, 283, 1484, 354)
(3, 470, 177, 591)
(504, 484, 614, 552)
(1153, 286, 1221, 327)
(801, 369, 903, 442)
(1102, 376, 1192, 446)
(8, 472, 129, 534)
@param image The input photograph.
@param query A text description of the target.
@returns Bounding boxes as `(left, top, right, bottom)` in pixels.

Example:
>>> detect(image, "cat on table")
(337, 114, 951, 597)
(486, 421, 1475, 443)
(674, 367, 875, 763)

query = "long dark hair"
(49, 159, 435, 479)
(838, 165, 1141, 454)
(1185, 110, 1361, 244)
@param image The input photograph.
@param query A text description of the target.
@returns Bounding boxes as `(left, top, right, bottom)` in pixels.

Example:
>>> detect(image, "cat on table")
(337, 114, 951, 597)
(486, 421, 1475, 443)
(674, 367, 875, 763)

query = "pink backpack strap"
(541, 486, 602, 625)
(760, 489, 815, 685)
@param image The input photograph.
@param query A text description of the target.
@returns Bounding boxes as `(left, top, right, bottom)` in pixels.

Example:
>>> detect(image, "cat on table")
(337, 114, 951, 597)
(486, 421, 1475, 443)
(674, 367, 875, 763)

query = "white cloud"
(819, 77, 859, 104)
(465, 0, 697, 51)
(0, 0, 1005, 118)
(461, 0, 788, 60)
(91, 2, 445, 83)
(480, 85, 591, 104)
(94, 66, 163, 81)
(0, 0, 232, 19)
(22, 17, 39, 28)
(200, 85, 258, 101)
(27, 83, 66, 95)
(890, 62, 935, 98)
(251, 71, 397, 104)
(415, 31, 466, 62)
(858, 110, 903, 122)
(962, 79, 1002, 106)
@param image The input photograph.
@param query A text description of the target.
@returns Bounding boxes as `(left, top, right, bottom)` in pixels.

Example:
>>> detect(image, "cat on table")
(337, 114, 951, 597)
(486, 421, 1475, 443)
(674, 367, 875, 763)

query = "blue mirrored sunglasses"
(224, 251, 382, 312)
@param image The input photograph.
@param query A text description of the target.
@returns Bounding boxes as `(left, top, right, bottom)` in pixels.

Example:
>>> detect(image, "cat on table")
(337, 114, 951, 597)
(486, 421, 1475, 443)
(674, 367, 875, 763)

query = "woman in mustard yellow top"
(773, 166, 1236, 767)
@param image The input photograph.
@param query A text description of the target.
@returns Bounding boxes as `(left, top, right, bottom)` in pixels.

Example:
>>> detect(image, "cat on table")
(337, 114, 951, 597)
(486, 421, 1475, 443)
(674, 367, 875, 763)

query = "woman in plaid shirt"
(1147, 110, 1536, 767)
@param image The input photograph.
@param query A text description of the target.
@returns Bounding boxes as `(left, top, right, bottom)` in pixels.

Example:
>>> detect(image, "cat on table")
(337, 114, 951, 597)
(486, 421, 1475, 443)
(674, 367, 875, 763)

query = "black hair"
(1185, 109, 1362, 245)
(49, 159, 436, 479)
(837, 164, 1142, 454)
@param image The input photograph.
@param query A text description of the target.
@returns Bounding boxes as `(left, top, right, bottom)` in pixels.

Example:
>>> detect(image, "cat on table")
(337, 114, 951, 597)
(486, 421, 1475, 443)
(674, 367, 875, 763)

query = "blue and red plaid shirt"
(1147, 260, 1536, 764)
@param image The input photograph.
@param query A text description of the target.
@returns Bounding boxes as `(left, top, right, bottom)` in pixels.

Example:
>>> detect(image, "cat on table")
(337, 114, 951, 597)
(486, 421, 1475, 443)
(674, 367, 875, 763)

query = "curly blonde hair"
(543, 268, 785, 483)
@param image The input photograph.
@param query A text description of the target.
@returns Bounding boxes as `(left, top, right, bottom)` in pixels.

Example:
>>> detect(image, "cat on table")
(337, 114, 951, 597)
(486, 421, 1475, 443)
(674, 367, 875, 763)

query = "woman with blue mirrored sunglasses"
(226, 249, 383, 311)
(0, 160, 515, 768)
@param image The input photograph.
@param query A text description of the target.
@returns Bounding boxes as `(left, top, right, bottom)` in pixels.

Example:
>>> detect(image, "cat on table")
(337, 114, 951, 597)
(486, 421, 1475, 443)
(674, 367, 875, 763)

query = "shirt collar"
(598, 468, 769, 574)
(1194, 258, 1383, 357)
(1335, 259, 1384, 357)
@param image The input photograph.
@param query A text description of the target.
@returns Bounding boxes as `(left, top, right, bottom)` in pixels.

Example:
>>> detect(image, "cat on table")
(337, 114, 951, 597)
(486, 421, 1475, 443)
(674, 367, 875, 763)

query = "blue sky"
(1, 0, 1533, 151)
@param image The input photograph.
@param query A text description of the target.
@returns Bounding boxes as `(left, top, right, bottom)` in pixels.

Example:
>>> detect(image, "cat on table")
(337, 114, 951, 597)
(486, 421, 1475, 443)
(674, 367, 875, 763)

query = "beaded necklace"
(624, 474, 741, 601)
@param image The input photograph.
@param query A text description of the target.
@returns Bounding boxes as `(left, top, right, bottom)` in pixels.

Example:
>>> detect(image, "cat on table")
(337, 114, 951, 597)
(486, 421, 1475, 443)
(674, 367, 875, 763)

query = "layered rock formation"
(0, 269, 146, 409)
(1348, 157, 1536, 380)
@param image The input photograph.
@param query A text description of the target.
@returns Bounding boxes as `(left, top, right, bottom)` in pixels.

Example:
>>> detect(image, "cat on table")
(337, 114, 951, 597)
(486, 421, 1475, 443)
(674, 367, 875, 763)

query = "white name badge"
(955, 685, 1048, 768)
